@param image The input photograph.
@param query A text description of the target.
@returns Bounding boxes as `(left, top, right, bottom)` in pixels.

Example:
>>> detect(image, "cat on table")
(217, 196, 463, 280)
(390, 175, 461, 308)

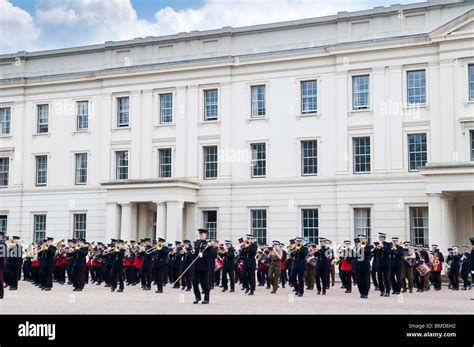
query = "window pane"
(75, 153, 88, 185)
(302, 208, 318, 243)
(470, 65, 474, 101)
(408, 133, 427, 171)
(301, 140, 317, 175)
(115, 151, 129, 179)
(33, 215, 46, 243)
(407, 70, 426, 105)
(203, 210, 217, 240)
(251, 85, 266, 117)
(410, 207, 429, 247)
(73, 213, 87, 240)
(35, 155, 48, 186)
(352, 75, 369, 110)
(0, 157, 9, 186)
(354, 208, 371, 243)
(159, 148, 172, 178)
(251, 143, 266, 177)
(37, 105, 49, 133)
(160, 93, 173, 124)
(301, 80, 317, 114)
(353, 137, 371, 173)
(0, 107, 11, 135)
(0, 215, 7, 234)
(117, 97, 129, 127)
(203, 146, 218, 179)
(204, 89, 218, 121)
(251, 209, 267, 244)
(76, 101, 89, 130)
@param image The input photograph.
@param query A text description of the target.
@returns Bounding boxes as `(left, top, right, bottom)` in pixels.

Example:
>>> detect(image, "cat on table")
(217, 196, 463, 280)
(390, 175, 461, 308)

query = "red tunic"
(133, 256, 143, 269)
(341, 259, 353, 271)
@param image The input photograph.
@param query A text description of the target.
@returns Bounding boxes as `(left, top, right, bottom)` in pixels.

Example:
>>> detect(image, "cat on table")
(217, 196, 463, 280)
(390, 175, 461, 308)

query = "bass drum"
(416, 263, 431, 276)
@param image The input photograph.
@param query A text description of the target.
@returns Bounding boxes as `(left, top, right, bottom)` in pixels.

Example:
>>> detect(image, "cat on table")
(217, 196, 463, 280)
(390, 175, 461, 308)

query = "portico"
(101, 179, 199, 243)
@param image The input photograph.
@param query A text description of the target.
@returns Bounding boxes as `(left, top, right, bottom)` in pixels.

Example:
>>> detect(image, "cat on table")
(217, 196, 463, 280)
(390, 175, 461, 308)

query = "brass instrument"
(243, 240, 251, 248)
(145, 242, 165, 255)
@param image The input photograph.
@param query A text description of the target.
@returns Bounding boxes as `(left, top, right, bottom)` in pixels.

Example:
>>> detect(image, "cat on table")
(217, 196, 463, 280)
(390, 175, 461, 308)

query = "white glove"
(198, 252, 203, 258)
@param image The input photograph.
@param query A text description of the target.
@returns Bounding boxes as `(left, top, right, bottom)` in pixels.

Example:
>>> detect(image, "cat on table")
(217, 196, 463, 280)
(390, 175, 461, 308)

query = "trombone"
(145, 242, 166, 255)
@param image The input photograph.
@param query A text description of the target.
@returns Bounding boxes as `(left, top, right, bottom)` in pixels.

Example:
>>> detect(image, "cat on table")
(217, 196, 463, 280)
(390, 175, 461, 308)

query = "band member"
(371, 252, 379, 291)
(91, 243, 103, 285)
(152, 238, 170, 293)
(470, 237, 474, 287)
(267, 241, 283, 293)
(326, 240, 335, 288)
(241, 234, 258, 295)
(460, 246, 471, 290)
(41, 237, 57, 291)
(256, 244, 270, 288)
(221, 240, 235, 292)
(179, 240, 193, 291)
(139, 238, 153, 291)
(6, 236, 21, 290)
(110, 240, 125, 292)
(354, 235, 372, 299)
(374, 232, 391, 297)
(304, 243, 316, 291)
(0, 231, 5, 299)
(447, 246, 461, 290)
(315, 238, 330, 295)
(339, 240, 354, 293)
(192, 229, 216, 304)
(280, 244, 288, 289)
(389, 237, 403, 295)
(401, 241, 415, 293)
(70, 239, 88, 291)
(430, 244, 444, 291)
(414, 244, 430, 292)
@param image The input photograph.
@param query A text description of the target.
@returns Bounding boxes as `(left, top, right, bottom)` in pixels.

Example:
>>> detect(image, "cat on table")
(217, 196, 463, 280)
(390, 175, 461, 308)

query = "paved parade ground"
(0, 281, 472, 315)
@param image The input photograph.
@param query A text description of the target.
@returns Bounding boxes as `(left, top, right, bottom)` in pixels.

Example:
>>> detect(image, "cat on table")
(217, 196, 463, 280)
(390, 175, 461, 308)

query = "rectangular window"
(301, 80, 317, 114)
(251, 85, 266, 118)
(410, 207, 429, 247)
(203, 146, 218, 179)
(354, 208, 371, 243)
(470, 65, 474, 101)
(408, 133, 427, 171)
(0, 107, 11, 135)
(73, 213, 87, 240)
(301, 140, 317, 176)
(352, 75, 369, 110)
(33, 214, 46, 243)
(75, 153, 88, 185)
(353, 137, 371, 173)
(76, 101, 89, 130)
(0, 157, 9, 187)
(471, 130, 474, 161)
(158, 148, 172, 178)
(35, 155, 47, 187)
(115, 151, 129, 180)
(116, 97, 129, 127)
(251, 143, 266, 178)
(159, 93, 173, 124)
(301, 208, 318, 244)
(0, 215, 7, 234)
(251, 209, 267, 245)
(204, 89, 218, 121)
(203, 210, 217, 240)
(407, 70, 426, 105)
(37, 104, 49, 133)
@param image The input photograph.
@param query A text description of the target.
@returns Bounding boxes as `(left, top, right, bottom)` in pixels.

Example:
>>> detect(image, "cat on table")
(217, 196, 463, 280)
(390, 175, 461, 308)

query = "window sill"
(403, 104, 429, 111)
(463, 100, 474, 107)
(0, 134, 12, 139)
(296, 113, 321, 120)
(154, 123, 175, 129)
(72, 130, 91, 135)
(112, 126, 131, 132)
(246, 116, 269, 123)
(348, 109, 373, 115)
(199, 120, 220, 127)
(32, 132, 51, 138)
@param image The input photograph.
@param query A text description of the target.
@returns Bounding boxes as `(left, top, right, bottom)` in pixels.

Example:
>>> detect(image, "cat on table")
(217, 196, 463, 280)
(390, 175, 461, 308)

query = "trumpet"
(243, 240, 251, 248)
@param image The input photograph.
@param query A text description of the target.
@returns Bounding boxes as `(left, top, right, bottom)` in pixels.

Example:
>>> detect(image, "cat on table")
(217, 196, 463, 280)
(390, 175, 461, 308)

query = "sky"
(0, 0, 421, 54)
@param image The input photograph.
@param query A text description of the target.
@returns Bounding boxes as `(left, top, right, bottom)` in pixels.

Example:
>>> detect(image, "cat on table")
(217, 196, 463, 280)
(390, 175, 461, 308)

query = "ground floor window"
(410, 206, 429, 247)
(33, 214, 46, 243)
(251, 209, 267, 244)
(301, 208, 318, 243)
(203, 210, 217, 240)
(73, 213, 87, 240)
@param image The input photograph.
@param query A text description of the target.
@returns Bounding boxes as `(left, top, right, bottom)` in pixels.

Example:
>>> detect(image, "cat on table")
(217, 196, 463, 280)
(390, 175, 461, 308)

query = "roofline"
(0, 0, 467, 60)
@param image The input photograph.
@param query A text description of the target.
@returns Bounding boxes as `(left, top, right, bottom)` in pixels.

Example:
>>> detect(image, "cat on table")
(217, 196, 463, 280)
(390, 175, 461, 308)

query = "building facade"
(0, 0, 473, 251)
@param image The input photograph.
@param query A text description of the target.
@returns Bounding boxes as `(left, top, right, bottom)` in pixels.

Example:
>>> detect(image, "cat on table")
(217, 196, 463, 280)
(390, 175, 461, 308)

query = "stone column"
(428, 193, 443, 251)
(137, 203, 148, 241)
(155, 201, 167, 240)
(166, 201, 183, 242)
(105, 203, 120, 242)
(184, 203, 197, 241)
(441, 194, 457, 251)
(120, 203, 133, 241)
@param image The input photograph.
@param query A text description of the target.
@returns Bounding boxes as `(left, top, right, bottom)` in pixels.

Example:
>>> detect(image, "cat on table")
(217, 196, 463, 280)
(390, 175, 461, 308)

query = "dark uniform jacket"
(374, 242, 391, 269)
(0, 240, 5, 270)
(241, 243, 258, 270)
(153, 247, 170, 268)
(291, 246, 309, 271)
(42, 245, 57, 269)
(72, 247, 88, 268)
(316, 246, 330, 271)
(193, 240, 216, 271)
(223, 247, 236, 270)
(112, 249, 125, 270)
(355, 244, 372, 270)
(390, 245, 404, 268)
(140, 246, 153, 269)
(448, 254, 462, 272)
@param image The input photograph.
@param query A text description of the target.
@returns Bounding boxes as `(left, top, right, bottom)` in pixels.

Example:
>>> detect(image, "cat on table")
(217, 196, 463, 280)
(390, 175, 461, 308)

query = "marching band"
(0, 229, 473, 302)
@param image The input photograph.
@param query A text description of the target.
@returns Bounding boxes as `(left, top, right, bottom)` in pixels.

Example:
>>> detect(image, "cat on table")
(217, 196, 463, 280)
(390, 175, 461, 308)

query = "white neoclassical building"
(0, 0, 473, 251)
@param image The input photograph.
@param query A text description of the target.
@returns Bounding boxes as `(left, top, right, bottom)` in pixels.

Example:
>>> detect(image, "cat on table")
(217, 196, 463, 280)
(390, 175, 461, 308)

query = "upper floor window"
(0, 157, 9, 187)
(115, 151, 129, 180)
(469, 65, 474, 101)
(116, 97, 129, 127)
(76, 101, 89, 131)
(204, 89, 218, 121)
(37, 104, 49, 133)
(203, 146, 218, 179)
(0, 107, 11, 135)
(352, 75, 369, 110)
(407, 70, 426, 105)
(251, 85, 266, 118)
(75, 153, 88, 185)
(158, 148, 172, 178)
(301, 80, 317, 114)
(251, 143, 266, 178)
(408, 133, 427, 172)
(35, 155, 47, 187)
(353, 137, 371, 174)
(203, 210, 217, 240)
(470, 130, 474, 161)
(159, 93, 173, 124)
(0, 215, 7, 234)
(301, 140, 317, 176)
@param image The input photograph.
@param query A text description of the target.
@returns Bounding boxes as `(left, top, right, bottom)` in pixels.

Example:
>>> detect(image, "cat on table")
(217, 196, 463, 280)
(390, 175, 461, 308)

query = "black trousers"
(111, 268, 124, 290)
(71, 267, 85, 289)
(315, 268, 328, 292)
(155, 267, 166, 291)
(0, 269, 4, 298)
(377, 267, 391, 294)
(432, 271, 442, 290)
(291, 269, 305, 295)
(371, 266, 379, 289)
(193, 269, 210, 301)
(340, 270, 352, 291)
(7, 264, 18, 288)
(140, 267, 152, 288)
(281, 268, 288, 287)
(43, 267, 53, 289)
(92, 266, 102, 284)
(449, 270, 459, 289)
(461, 271, 471, 289)
(241, 267, 256, 292)
(183, 269, 192, 289)
(221, 268, 235, 291)
(390, 266, 402, 293)
(355, 267, 370, 296)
